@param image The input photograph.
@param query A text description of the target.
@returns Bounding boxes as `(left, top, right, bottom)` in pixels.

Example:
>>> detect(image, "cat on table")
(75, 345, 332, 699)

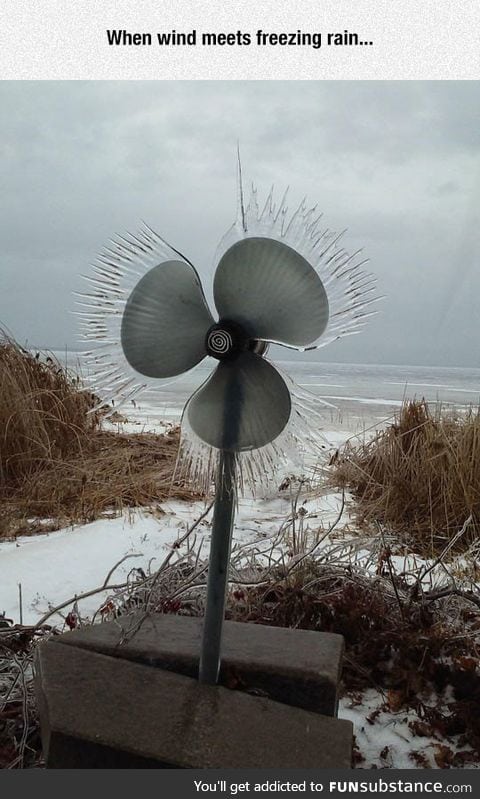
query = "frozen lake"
(53, 350, 480, 431)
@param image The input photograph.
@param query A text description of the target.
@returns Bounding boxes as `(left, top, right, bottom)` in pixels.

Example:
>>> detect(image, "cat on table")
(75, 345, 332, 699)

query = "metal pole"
(198, 448, 236, 684)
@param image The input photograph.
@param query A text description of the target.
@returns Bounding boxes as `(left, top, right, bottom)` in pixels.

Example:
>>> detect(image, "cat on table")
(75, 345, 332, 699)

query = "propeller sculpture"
(79, 160, 378, 684)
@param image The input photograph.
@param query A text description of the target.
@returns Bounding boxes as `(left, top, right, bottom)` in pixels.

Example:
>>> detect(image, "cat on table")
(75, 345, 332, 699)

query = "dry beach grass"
(0, 333, 199, 538)
(330, 400, 480, 555)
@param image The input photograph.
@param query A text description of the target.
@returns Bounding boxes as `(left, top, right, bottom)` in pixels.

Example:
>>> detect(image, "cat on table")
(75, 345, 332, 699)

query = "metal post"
(198, 449, 236, 684)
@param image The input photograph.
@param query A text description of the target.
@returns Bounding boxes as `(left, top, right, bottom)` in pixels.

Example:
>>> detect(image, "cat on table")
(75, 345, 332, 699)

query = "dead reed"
(0, 335, 97, 484)
(329, 400, 480, 554)
(0, 333, 199, 537)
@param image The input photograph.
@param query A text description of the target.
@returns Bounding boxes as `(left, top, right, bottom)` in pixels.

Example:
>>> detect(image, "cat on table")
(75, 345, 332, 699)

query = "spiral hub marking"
(207, 328, 233, 356)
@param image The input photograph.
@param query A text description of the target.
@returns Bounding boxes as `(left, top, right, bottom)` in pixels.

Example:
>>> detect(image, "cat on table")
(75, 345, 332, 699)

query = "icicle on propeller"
(78, 158, 379, 684)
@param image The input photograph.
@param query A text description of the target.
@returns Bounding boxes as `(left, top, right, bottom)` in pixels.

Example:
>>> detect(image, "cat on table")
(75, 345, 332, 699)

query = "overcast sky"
(1, 81, 479, 367)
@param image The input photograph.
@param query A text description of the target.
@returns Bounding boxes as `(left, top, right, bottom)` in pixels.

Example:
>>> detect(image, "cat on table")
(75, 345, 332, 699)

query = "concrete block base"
(34, 614, 352, 768)
(54, 613, 344, 716)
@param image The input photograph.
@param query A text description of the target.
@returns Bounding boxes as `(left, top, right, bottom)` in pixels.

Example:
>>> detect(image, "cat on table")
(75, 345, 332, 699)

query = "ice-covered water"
(134, 359, 480, 428)
(53, 350, 480, 431)
(291, 359, 480, 417)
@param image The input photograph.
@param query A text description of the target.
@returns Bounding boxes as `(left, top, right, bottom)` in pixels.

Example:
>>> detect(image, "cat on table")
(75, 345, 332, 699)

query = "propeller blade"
(213, 237, 329, 348)
(121, 260, 214, 378)
(186, 351, 291, 451)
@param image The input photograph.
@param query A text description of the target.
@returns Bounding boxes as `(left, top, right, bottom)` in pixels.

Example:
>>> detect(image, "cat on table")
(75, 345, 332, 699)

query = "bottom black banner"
(1, 769, 478, 795)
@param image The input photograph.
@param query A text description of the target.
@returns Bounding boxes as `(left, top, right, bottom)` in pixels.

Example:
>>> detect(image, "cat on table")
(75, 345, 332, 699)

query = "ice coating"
(214, 237, 329, 348)
(177, 363, 333, 497)
(213, 155, 379, 351)
(76, 225, 215, 412)
(77, 161, 379, 492)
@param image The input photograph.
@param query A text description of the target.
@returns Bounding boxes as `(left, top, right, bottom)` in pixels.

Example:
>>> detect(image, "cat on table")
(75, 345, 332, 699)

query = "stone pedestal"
(34, 614, 352, 768)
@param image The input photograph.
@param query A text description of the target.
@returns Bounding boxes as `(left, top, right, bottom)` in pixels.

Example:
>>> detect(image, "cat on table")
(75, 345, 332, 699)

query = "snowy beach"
(1, 358, 479, 769)
(2, 357, 480, 625)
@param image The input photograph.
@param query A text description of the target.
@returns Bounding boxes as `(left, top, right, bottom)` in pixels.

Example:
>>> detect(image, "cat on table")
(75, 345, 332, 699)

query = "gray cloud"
(0, 80, 479, 367)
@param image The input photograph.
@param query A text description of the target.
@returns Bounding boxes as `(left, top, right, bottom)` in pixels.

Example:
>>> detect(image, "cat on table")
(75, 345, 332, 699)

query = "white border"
(1, 0, 479, 80)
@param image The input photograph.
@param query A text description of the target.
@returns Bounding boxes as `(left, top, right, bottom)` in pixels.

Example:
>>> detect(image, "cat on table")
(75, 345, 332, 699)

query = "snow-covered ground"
(0, 388, 360, 628)
(1, 391, 478, 769)
(340, 688, 478, 770)
(0, 492, 344, 627)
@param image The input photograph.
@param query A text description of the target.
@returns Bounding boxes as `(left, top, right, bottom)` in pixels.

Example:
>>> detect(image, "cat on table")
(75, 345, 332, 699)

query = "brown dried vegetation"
(0, 334, 198, 538)
(2, 542, 480, 767)
(224, 559, 480, 765)
(329, 400, 480, 554)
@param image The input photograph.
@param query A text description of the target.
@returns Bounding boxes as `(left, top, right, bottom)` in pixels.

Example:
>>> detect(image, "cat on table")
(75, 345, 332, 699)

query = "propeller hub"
(205, 321, 248, 360)
(205, 321, 269, 361)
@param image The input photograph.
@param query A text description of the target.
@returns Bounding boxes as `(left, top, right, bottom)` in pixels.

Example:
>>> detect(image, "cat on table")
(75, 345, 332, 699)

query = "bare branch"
(423, 586, 480, 609)
(102, 552, 143, 588)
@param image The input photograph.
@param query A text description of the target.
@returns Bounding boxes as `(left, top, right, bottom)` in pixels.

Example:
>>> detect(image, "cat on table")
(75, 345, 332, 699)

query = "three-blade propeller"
(120, 236, 329, 452)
